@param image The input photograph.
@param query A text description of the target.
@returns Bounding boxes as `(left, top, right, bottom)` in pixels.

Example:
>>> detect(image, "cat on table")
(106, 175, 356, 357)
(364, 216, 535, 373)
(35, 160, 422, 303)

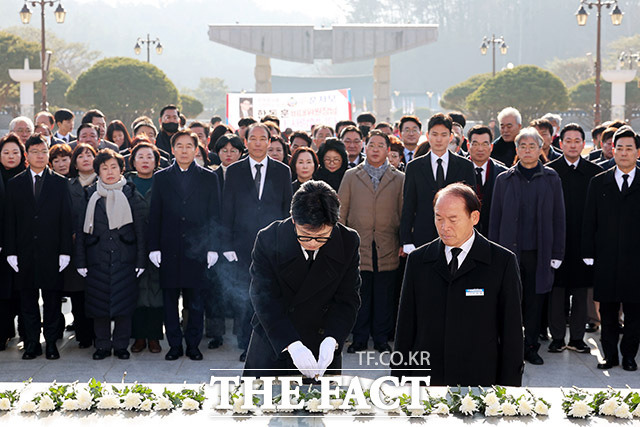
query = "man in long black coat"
(148, 130, 221, 361)
(222, 123, 292, 361)
(546, 124, 602, 354)
(243, 181, 361, 379)
(4, 134, 73, 360)
(392, 183, 523, 386)
(582, 126, 640, 371)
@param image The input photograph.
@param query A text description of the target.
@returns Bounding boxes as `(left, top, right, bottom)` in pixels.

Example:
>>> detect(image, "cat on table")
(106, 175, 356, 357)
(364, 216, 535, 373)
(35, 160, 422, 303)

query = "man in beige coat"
(338, 129, 404, 353)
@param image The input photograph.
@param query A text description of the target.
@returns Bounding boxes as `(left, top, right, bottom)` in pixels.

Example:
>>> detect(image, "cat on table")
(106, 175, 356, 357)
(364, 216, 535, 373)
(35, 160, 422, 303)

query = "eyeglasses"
(324, 158, 342, 165)
(296, 234, 331, 243)
(220, 148, 240, 154)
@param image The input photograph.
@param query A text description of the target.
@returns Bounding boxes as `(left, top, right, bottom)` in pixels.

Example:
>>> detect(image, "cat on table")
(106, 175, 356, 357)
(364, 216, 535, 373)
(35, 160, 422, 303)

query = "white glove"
(403, 244, 416, 255)
(77, 268, 88, 278)
(223, 251, 238, 262)
(59, 255, 71, 272)
(7, 256, 18, 273)
(315, 336, 337, 378)
(0, 247, 2, 253)
(149, 251, 161, 268)
(207, 251, 219, 268)
(550, 259, 562, 269)
(136, 268, 145, 278)
(287, 341, 318, 378)
(583, 258, 594, 266)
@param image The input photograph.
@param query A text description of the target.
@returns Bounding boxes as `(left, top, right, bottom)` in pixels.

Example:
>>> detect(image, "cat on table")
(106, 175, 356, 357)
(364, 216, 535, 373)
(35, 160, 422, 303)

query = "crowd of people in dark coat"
(0, 103, 638, 378)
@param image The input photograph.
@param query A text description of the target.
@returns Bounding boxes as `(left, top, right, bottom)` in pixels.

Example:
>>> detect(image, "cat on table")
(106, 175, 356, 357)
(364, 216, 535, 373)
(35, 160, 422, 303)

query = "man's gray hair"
(9, 116, 34, 133)
(542, 113, 562, 128)
(515, 127, 543, 148)
(497, 107, 522, 125)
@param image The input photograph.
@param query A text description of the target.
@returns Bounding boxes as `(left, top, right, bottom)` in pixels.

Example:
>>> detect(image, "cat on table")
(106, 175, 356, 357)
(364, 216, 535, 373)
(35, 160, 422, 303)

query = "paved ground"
(0, 300, 638, 388)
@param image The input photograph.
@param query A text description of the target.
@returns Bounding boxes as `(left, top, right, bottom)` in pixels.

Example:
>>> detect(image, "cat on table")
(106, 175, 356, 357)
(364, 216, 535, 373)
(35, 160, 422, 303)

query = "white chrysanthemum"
(232, 397, 248, 414)
(154, 397, 173, 411)
(19, 400, 37, 412)
(599, 398, 618, 416)
(182, 398, 200, 411)
(330, 399, 344, 410)
(433, 402, 450, 415)
(485, 404, 500, 417)
(96, 395, 120, 410)
(75, 390, 93, 410)
(534, 400, 549, 415)
(568, 401, 593, 418)
(122, 393, 142, 410)
(139, 399, 153, 412)
(518, 399, 533, 416)
(305, 398, 322, 413)
(460, 394, 477, 415)
(37, 395, 56, 412)
(409, 407, 425, 417)
(632, 404, 640, 418)
(482, 392, 499, 407)
(615, 402, 632, 419)
(501, 402, 517, 416)
(62, 399, 79, 411)
(0, 398, 11, 411)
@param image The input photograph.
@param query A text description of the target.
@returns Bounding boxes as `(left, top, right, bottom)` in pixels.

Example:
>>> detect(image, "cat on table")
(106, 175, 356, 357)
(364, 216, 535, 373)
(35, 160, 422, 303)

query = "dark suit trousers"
(163, 288, 204, 349)
(352, 269, 396, 344)
(0, 293, 22, 342)
(20, 289, 61, 344)
(204, 268, 226, 338)
(93, 316, 131, 351)
(68, 291, 94, 344)
(599, 302, 640, 361)
(233, 261, 253, 350)
(520, 251, 544, 350)
(549, 287, 587, 341)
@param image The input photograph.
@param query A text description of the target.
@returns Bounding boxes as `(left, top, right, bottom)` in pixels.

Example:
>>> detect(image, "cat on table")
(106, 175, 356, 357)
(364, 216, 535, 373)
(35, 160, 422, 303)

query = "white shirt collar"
(30, 168, 44, 179)
(249, 156, 268, 170)
(615, 166, 636, 190)
(300, 245, 318, 260)
(444, 231, 475, 267)
(565, 157, 580, 168)
(474, 160, 488, 171)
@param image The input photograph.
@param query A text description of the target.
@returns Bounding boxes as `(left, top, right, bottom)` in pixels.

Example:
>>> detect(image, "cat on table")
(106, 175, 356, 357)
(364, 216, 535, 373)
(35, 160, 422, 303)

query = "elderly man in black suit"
(222, 122, 293, 361)
(583, 126, 640, 372)
(148, 129, 221, 361)
(400, 113, 476, 256)
(392, 183, 523, 386)
(4, 134, 73, 360)
(243, 181, 360, 379)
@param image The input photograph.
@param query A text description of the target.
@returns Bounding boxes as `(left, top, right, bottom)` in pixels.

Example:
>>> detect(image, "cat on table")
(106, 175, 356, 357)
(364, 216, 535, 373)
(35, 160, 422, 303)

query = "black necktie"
(406, 151, 413, 162)
(622, 174, 629, 192)
(254, 163, 263, 197)
(450, 247, 462, 276)
(436, 158, 445, 188)
(34, 175, 43, 201)
(305, 250, 315, 270)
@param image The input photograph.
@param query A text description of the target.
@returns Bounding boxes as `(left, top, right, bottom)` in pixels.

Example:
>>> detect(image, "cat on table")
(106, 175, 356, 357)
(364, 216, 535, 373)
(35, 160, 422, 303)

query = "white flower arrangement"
(562, 386, 640, 419)
(182, 398, 200, 411)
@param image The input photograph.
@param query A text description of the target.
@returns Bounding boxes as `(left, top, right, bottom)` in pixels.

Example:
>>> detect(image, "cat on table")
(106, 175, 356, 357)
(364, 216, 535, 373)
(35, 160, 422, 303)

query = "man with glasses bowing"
(243, 180, 361, 379)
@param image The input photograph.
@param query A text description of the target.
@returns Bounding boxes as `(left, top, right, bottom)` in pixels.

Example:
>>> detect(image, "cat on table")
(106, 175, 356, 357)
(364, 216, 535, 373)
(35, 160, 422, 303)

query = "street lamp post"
(575, 0, 624, 126)
(480, 34, 508, 77)
(134, 34, 163, 63)
(19, 1, 66, 112)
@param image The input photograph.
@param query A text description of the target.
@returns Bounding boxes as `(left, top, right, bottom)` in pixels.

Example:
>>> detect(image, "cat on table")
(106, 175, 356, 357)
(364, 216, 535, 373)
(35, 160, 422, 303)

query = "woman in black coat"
(313, 138, 348, 192)
(75, 149, 147, 360)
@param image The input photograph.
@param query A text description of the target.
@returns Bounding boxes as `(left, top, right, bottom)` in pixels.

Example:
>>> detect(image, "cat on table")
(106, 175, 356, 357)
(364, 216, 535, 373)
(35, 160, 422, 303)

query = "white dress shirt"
(403, 148, 416, 163)
(430, 150, 450, 181)
(473, 161, 488, 185)
(30, 168, 43, 185)
(565, 157, 580, 169)
(444, 232, 475, 267)
(249, 156, 268, 199)
(615, 166, 635, 191)
(54, 132, 70, 143)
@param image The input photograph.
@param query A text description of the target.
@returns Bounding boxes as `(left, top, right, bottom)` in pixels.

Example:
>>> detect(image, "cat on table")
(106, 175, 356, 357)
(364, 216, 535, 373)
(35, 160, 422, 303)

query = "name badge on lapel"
(465, 288, 484, 297)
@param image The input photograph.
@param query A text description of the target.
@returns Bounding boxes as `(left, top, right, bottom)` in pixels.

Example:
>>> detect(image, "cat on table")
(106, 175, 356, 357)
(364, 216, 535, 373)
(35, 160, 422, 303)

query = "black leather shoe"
(165, 346, 184, 361)
(373, 342, 392, 353)
(524, 350, 544, 365)
(347, 342, 367, 353)
(208, 336, 223, 349)
(114, 349, 130, 360)
(585, 322, 599, 333)
(597, 359, 619, 369)
(567, 340, 591, 353)
(22, 342, 43, 360)
(45, 342, 60, 360)
(622, 357, 637, 371)
(186, 348, 203, 361)
(548, 339, 565, 353)
(239, 350, 247, 362)
(93, 348, 112, 360)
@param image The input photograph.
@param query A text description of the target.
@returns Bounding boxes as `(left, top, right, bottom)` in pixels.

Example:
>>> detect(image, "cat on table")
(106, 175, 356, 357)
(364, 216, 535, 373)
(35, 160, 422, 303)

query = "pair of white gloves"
(148, 250, 228, 268)
(287, 337, 337, 379)
(5, 252, 70, 273)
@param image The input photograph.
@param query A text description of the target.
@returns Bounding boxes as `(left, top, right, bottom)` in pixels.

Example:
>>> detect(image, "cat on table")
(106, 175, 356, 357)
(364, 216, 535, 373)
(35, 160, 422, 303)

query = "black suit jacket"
(3, 167, 73, 290)
(222, 157, 292, 267)
(243, 218, 361, 377)
(583, 167, 640, 303)
(476, 159, 508, 236)
(400, 152, 476, 247)
(148, 162, 220, 289)
(392, 232, 524, 386)
(598, 157, 640, 170)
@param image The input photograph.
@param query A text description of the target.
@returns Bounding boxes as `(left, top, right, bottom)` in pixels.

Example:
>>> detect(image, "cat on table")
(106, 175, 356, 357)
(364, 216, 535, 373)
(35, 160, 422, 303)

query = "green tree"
(66, 57, 179, 125)
(0, 31, 41, 114)
(179, 94, 204, 118)
(569, 77, 640, 118)
(182, 77, 229, 117)
(440, 73, 492, 113)
(466, 65, 569, 123)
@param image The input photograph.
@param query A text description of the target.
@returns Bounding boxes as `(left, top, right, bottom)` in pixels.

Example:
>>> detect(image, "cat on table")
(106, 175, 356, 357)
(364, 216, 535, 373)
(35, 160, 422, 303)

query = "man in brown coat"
(338, 129, 404, 353)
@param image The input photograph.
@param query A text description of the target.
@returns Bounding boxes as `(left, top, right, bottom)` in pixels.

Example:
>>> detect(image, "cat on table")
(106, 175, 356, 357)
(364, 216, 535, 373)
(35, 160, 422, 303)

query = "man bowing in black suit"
(244, 180, 361, 379)
(392, 183, 523, 386)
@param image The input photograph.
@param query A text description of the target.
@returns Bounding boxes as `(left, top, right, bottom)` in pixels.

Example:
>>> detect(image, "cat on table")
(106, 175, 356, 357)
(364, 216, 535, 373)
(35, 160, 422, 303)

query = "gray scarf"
(83, 176, 133, 234)
(362, 160, 389, 191)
